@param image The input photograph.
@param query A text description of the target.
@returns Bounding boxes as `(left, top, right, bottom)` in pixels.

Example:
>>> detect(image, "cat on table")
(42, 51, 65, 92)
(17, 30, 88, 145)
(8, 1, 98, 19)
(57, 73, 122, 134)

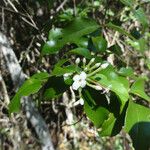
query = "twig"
(4, 0, 39, 30)
(56, 0, 68, 12)
(7, 0, 18, 12)
(0, 73, 10, 105)
(0, 6, 28, 18)
(1, 7, 5, 31)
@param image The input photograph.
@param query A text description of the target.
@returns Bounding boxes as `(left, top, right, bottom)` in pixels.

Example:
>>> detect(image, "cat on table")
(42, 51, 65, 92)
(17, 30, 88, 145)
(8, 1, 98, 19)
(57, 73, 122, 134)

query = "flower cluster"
(63, 57, 110, 105)
(72, 71, 87, 90)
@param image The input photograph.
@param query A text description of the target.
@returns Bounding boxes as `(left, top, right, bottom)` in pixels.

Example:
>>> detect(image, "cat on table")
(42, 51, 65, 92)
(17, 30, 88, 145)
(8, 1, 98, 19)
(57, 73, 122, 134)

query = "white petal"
(80, 80, 86, 88)
(79, 98, 84, 105)
(72, 81, 80, 90)
(73, 74, 80, 81)
(47, 40, 55, 46)
(80, 71, 87, 80)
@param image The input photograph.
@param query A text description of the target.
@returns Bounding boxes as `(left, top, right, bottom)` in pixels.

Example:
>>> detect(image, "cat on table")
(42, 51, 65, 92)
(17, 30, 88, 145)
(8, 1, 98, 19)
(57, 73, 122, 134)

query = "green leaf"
(118, 67, 134, 77)
(42, 17, 99, 55)
(73, 37, 88, 48)
(127, 38, 148, 53)
(99, 113, 116, 136)
(138, 38, 148, 52)
(48, 28, 62, 40)
(9, 94, 21, 114)
(55, 58, 69, 67)
(133, 8, 148, 31)
(125, 100, 150, 150)
(93, 68, 129, 110)
(106, 22, 135, 40)
(99, 99, 128, 136)
(62, 17, 99, 41)
(9, 72, 50, 113)
(31, 72, 50, 79)
(52, 65, 80, 76)
(100, 78, 129, 105)
(68, 48, 92, 59)
(84, 101, 109, 128)
(92, 36, 107, 53)
(43, 76, 69, 100)
(42, 40, 64, 54)
(130, 78, 150, 101)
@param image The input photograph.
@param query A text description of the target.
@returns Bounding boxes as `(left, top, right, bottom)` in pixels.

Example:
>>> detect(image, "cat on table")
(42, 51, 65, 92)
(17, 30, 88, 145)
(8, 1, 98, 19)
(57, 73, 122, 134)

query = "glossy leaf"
(99, 113, 116, 136)
(52, 65, 80, 76)
(130, 78, 150, 101)
(48, 28, 62, 40)
(73, 37, 88, 48)
(42, 18, 99, 55)
(62, 17, 99, 41)
(43, 76, 69, 100)
(93, 67, 129, 110)
(125, 100, 150, 150)
(42, 40, 64, 54)
(55, 58, 69, 67)
(84, 101, 109, 128)
(68, 48, 92, 59)
(118, 67, 134, 77)
(92, 36, 107, 53)
(133, 8, 148, 31)
(9, 72, 50, 113)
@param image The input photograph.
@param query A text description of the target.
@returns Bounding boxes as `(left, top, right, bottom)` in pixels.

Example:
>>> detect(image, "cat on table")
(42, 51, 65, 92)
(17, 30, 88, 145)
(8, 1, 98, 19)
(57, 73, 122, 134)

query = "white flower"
(47, 40, 55, 46)
(79, 98, 84, 105)
(101, 63, 109, 69)
(72, 71, 87, 90)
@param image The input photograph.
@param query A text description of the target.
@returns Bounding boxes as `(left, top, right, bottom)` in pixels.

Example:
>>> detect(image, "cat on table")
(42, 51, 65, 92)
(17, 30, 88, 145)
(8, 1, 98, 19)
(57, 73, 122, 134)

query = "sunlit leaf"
(125, 100, 150, 150)
(92, 36, 107, 53)
(9, 72, 50, 113)
(130, 78, 150, 101)
(42, 18, 99, 55)
(68, 48, 92, 59)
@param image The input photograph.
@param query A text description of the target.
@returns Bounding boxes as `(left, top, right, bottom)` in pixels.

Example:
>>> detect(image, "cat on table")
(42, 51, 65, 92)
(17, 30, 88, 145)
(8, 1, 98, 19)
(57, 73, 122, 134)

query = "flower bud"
(95, 85, 103, 90)
(101, 63, 109, 69)
(83, 58, 86, 64)
(75, 58, 80, 64)
(95, 63, 101, 68)
(91, 58, 95, 63)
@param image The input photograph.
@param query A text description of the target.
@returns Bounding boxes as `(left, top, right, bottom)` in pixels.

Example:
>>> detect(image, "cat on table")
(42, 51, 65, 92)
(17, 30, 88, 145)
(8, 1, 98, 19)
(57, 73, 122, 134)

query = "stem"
(87, 67, 102, 77)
